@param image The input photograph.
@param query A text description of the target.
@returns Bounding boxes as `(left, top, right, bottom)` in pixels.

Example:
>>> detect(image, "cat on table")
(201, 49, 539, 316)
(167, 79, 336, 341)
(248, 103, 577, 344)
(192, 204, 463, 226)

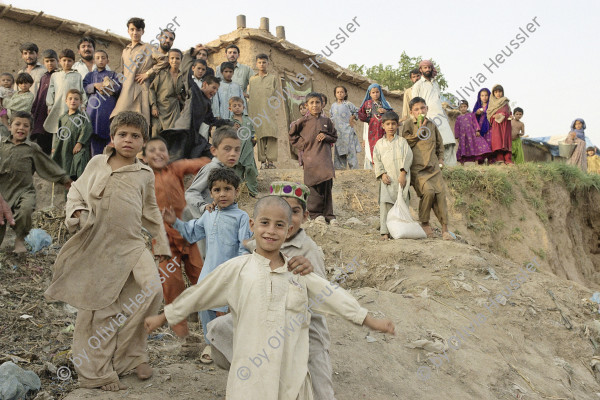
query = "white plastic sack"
(386, 191, 426, 239)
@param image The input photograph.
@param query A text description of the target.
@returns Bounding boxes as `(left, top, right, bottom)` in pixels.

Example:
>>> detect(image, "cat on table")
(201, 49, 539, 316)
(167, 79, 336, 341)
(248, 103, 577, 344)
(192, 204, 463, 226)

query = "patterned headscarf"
(360, 83, 393, 110)
(419, 60, 438, 78)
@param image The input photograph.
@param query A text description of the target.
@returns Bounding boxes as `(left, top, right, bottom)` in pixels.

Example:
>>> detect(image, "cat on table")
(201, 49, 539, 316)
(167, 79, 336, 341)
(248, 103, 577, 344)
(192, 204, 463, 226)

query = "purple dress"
(83, 70, 121, 156)
(454, 112, 491, 163)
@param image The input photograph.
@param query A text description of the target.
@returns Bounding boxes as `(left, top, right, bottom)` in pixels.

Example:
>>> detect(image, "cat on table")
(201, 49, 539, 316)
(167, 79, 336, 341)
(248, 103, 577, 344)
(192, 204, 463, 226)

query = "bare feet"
(380, 234, 390, 241)
(13, 237, 27, 254)
(421, 224, 434, 238)
(442, 231, 455, 241)
(136, 363, 153, 380)
(101, 381, 127, 391)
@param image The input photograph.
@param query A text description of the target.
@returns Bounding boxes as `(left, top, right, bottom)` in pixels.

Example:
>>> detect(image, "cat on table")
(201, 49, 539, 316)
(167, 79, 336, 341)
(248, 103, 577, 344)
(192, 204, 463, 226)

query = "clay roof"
(0, 4, 129, 47)
(204, 28, 404, 100)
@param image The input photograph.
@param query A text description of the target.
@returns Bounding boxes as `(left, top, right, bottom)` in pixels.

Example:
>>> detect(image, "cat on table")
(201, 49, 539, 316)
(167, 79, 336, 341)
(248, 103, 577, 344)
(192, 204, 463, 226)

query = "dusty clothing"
(149, 69, 185, 136)
(111, 42, 169, 124)
(588, 154, 600, 174)
(565, 136, 587, 172)
(330, 101, 360, 170)
(257, 137, 278, 162)
(289, 114, 337, 187)
(402, 117, 449, 225)
(231, 115, 258, 195)
(307, 179, 335, 222)
(72, 251, 163, 388)
(52, 110, 92, 179)
(401, 86, 413, 120)
(248, 73, 278, 140)
(3, 91, 34, 118)
(164, 252, 368, 400)
(45, 151, 171, 311)
(0, 137, 69, 240)
(373, 135, 413, 206)
(209, 229, 336, 400)
(44, 70, 87, 134)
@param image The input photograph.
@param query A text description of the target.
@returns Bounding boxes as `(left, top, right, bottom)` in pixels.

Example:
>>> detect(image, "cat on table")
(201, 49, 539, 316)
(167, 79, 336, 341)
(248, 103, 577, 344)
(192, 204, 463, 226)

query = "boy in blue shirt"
(162, 167, 251, 362)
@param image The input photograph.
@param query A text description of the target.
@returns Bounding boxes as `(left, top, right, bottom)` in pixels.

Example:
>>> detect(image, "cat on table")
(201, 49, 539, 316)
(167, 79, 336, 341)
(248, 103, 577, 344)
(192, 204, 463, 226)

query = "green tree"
(348, 51, 457, 104)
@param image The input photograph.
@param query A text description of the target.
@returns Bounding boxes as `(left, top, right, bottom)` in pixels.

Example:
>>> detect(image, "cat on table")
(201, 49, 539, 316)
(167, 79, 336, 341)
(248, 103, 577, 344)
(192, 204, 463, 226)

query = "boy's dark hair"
(220, 61, 235, 72)
(161, 28, 176, 40)
(256, 53, 269, 61)
(409, 96, 427, 110)
(229, 96, 244, 105)
(225, 44, 240, 54)
(212, 126, 240, 148)
(10, 111, 34, 127)
(66, 88, 82, 99)
(460, 100, 468, 107)
(42, 49, 58, 60)
(208, 168, 241, 190)
(253, 196, 292, 224)
(321, 94, 328, 105)
(77, 36, 96, 50)
(410, 68, 420, 76)
(287, 195, 307, 212)
(110, 111, 149, 141)
(16, 73, 34, 85)
(19, 42, 39, 54)
(298, 101, 307, 110)
(203, 75, 221, 86)
(381, 111, 399, 124)
(197, 48, 208, 57)
(192, 59, 207, 68)
(169, 48, 183, 58)
(305, 92, 322, 103)
(514, 107, 523, 114)
(127, 17, 145, 30)
(59, 49, 76, 60)
(587, 147, 596, 152)
(94, 49, 109, 58)
(142, 136, 168, 155)
(333, 86, 348, 101)
(1, 73, 14, 83)
(492, 84, 504, 94)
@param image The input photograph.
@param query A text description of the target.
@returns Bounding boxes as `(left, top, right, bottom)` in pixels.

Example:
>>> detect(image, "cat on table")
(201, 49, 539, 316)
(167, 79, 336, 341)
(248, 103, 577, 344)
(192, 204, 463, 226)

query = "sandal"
(200, 345, 213, 364)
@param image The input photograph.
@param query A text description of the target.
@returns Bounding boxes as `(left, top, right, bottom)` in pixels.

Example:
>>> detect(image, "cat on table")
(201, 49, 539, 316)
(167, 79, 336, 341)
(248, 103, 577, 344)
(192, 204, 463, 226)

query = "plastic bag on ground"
(386, 191, 426, 239)
(24, 228, 52, 253)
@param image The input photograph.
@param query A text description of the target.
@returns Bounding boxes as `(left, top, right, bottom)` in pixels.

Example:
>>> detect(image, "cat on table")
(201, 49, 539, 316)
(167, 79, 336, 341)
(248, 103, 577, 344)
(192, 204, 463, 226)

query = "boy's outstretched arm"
(363, 314, 395, 335)
(145, 313, 169, 334)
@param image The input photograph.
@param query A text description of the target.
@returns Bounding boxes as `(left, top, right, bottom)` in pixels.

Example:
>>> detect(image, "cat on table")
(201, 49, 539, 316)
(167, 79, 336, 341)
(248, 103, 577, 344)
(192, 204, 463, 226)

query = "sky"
(9, 0, 600, 145)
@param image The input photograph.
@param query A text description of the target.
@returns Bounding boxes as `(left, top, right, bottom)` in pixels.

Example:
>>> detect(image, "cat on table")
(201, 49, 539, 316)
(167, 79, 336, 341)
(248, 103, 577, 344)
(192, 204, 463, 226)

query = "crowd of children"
(1, 15, 599, 400)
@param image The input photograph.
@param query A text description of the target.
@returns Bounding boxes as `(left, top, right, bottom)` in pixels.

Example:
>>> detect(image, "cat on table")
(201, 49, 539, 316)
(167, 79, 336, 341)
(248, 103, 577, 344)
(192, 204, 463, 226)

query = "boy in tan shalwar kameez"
(45, 111, 171, 391)
(110, 17, 169, 125)
(402, 96, 453, 241)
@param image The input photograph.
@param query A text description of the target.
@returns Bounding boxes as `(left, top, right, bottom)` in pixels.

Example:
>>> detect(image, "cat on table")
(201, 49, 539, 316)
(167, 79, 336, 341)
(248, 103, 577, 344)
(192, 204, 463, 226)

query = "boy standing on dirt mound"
(45, 111, 171, 391)
(206, 181, 339, 399)
(402, 97, 454, 240)
(145, 195, 395, 400)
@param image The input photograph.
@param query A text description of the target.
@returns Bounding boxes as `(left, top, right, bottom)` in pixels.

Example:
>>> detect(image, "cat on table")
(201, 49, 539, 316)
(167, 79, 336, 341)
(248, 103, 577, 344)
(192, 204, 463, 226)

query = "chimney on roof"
(237, 15, 246, 29)
(276, 26, 285, 39)
(259, 17, 270, 32)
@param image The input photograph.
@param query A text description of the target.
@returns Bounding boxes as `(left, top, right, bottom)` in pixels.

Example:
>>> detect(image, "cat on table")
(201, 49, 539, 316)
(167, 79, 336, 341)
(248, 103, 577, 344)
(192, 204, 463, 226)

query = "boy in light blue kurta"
(164, 167, 251, 347)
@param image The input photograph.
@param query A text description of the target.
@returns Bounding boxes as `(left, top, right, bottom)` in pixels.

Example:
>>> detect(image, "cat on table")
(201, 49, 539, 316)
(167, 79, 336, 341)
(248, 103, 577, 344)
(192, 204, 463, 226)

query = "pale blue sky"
(11, 0, 600, 145)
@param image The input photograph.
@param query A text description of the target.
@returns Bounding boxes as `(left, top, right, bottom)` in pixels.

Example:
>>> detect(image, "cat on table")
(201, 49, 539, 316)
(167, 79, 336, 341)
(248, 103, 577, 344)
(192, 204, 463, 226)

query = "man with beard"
(15, 43, 46, 96)
(401, 68, 421, 122)
(411, 60, 457, 166)
(215, 45, 254, 97)
(73, 37, 111, 79)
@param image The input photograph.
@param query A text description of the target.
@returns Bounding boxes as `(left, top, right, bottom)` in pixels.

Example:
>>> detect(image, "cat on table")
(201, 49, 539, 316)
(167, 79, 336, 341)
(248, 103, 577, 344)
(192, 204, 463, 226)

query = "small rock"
(345, 217, 365, 226)
(366, 335, 377, 343)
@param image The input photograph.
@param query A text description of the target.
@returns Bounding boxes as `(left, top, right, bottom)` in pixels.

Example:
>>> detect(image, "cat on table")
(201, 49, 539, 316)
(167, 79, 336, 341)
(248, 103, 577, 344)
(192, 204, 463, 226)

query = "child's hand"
(377, 107, 385, 114)
(398, 173, 407, 188)
(73, 142, 83, 154)
(152, 107, 159, 117)
(233, 122, 241, 130)
(205, 201, 217, 213)
(475, 131, 481, 137)
(251, 137, 257, 146)
(161, 206, 177, 225)
(287, 255, 314, 275)
(144, 313, 167, 334)
(316, 132, 326, 142)
(382, 173, 392, 185)
(494, 114, 505, 124)
(135, 73, 149, 84)
(94, 83, 104, 92)
(568, 131, 576, 140)
(363, 315, 395, 335)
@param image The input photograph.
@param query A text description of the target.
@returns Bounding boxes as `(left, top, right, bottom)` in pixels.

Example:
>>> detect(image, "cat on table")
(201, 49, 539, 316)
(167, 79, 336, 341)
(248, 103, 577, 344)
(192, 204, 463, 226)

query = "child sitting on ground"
(229, 96, 258, 197)
(289, 92, 338, 225)
(206, 181, 340, 399)
(373, 111, 413, 240)
(0, 111, 71, 253)
(163, 167, 252, 363)
(145, 195, 395, 399)
(3, 73, 35, 119)
(143, 136, 210, 337)
(45, 111, 171, 391)
(52, 89, 92, 180)
(402, 97, 454, 240)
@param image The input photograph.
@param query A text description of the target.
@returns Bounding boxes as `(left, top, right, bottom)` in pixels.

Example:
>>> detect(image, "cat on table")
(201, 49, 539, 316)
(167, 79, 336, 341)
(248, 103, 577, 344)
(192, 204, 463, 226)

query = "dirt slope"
(3, 164, 600, 400)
